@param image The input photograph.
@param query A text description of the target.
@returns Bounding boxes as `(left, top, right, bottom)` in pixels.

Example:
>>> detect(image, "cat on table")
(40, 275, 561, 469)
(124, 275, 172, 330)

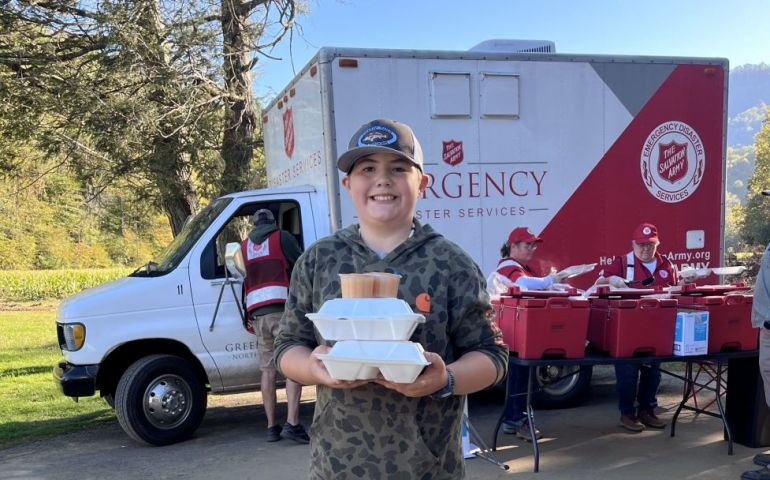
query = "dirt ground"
(0, 368, 767, 480)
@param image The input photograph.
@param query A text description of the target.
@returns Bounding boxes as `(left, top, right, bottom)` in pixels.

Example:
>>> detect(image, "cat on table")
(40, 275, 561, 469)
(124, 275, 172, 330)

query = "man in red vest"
(596, 222, 678, 433)
(242, 208, 307, 443)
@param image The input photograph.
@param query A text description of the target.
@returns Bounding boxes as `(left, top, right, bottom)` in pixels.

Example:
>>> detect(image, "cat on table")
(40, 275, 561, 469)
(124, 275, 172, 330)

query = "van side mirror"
(224, 242, 246, 280)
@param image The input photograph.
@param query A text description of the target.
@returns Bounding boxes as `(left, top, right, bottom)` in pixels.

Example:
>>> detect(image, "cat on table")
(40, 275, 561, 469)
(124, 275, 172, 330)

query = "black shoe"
(281, 422, 310, 444)
(266, 425, 282, 442)
(756, 454, 770, 467)
(742, 468, 770, 480)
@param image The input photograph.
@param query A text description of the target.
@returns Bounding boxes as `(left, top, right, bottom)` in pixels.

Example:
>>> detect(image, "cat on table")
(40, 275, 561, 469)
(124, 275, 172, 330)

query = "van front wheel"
(115, 354, 207, 446)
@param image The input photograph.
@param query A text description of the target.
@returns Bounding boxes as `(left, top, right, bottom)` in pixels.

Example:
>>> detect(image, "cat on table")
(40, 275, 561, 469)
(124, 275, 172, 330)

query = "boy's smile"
(342, 153, 427, 228)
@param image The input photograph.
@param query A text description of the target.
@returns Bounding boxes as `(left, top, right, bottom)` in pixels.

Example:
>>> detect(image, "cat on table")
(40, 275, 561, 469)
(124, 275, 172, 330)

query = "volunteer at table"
(595, 222, 678, 432)
(495, 227, 567, 440)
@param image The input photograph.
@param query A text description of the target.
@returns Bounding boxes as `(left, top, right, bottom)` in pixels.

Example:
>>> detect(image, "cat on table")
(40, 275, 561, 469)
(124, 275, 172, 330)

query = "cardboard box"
(674, 309, 709, 356)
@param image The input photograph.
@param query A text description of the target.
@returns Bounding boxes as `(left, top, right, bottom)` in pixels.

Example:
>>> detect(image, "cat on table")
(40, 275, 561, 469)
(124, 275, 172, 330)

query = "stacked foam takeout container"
(309, 273, 429, 383)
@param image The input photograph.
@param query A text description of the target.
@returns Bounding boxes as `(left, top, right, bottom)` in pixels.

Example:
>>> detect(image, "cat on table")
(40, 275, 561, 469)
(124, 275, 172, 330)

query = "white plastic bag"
(486, 271, 516, 297)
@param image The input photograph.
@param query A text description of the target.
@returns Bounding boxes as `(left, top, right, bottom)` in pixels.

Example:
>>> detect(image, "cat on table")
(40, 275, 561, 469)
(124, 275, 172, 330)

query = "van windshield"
(129, 198, 233, 277)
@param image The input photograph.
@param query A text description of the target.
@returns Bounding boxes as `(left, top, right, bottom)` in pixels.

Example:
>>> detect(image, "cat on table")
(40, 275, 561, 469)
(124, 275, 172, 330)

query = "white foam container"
(314, 341, 430, 383)
(306, 298, 425, 341)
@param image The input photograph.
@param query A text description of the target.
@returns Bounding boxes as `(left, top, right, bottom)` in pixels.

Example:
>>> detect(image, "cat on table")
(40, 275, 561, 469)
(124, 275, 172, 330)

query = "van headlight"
(58, 323, 86, 351)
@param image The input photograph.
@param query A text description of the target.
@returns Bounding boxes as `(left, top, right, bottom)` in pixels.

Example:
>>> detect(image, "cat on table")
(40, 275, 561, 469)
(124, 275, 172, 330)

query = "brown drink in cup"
(339, 273, 375, 298)
(370, 272, 402, 298)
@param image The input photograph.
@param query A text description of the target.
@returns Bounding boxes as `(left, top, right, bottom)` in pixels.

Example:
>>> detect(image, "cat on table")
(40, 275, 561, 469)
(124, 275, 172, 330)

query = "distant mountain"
(725, 63, 770, 206)
(728, 63, 770, 147)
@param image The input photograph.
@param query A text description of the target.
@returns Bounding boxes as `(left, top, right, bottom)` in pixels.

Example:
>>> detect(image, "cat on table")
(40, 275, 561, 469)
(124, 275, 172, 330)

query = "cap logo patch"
(643, 227, 651, 235)
(358, 125, 398, 147)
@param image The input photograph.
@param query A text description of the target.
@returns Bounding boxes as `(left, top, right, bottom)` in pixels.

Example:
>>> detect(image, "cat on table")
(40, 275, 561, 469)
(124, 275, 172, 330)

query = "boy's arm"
(279, 344, 369, 388)
(274, 246, 369, 389)
(374, 350, 497, 398)
(447, 351, 499, 395)
(274, 251, 317, 377)
(448, 262, 509, 387)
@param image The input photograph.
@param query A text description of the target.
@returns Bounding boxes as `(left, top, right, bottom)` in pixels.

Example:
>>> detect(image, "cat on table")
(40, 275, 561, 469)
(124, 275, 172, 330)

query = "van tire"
(533, 365, 593, 409)
(115, 354, 207, 446)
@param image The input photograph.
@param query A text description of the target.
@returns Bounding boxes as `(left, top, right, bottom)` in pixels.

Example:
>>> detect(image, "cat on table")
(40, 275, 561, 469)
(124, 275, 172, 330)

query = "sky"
(254, 0, 770, 100)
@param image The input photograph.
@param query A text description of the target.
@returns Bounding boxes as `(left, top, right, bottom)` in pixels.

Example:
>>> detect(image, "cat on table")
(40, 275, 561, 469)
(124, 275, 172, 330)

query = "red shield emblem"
(283, 107, 295, 158)
(442, 140, 464, 167)
(657, 141, 688, 184)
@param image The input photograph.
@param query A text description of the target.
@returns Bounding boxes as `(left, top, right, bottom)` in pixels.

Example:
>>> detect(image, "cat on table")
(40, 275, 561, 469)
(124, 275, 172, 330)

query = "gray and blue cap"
(337, 118, 424, 173)
(251, 208, 275, 226)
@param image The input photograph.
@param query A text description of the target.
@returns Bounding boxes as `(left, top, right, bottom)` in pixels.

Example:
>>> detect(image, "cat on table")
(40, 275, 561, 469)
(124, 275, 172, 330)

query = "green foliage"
(739, 114, 770, 245)
(0, 153, 172, 270)
(0, 309, 114, 447)
(0, 268, 132, 302)
(726, 145, 756, 205)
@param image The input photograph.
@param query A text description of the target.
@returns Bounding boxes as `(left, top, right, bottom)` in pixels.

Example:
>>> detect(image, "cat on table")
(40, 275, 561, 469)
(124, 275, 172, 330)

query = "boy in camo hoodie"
(275, 118, 508, 479)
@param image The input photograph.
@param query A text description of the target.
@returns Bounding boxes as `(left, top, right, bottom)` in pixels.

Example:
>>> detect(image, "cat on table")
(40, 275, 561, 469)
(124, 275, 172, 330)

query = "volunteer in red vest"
(596, 222, 678, 432)
(242, 208, 308, 443)
(496, 227, 567, 440)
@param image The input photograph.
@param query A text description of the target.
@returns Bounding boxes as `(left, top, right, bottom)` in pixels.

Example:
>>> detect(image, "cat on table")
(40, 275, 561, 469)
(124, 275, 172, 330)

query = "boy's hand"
(310, 345, 370, 389)
(374, 351, 448, 397)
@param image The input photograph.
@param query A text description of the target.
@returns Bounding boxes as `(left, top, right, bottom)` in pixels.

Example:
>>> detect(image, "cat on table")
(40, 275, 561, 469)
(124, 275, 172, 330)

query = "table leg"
(671, 361, 693, 438)
(527, 365, 540, 473)
(713, 361, 733, 455)
(491, 359, 511, 452)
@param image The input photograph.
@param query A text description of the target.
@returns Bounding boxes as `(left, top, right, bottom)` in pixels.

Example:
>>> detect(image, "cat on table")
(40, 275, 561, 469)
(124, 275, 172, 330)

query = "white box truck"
(54, 43, 728, 445)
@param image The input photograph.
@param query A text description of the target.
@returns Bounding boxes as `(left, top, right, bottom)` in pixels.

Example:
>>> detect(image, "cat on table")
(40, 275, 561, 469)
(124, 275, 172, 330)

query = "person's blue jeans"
(503, 364, 530, 423)
(614, 361, 661, 416)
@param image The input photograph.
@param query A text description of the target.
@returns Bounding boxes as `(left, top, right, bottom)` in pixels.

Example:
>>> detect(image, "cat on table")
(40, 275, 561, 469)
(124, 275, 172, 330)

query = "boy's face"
(342, 153, 428, 229)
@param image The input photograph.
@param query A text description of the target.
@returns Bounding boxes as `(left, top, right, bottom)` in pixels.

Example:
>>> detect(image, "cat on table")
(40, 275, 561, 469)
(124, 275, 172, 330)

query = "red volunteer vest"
(603, 251, 678, 287)
(241, 230, 290, 314)
(496, 258, 534, 282)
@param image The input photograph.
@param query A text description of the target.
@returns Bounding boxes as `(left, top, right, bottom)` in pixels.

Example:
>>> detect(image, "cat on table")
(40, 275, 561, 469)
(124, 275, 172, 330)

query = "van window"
(200, 201, 303, 280)
(130, 198, 233, 277)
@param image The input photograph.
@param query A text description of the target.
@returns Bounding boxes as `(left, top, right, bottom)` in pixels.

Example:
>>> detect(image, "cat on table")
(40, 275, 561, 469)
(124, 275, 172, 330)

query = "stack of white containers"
(308, 273, 429, 383)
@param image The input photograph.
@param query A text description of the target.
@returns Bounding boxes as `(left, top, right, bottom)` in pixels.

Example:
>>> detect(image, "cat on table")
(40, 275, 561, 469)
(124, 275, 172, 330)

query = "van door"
(188, 195, 315, 391)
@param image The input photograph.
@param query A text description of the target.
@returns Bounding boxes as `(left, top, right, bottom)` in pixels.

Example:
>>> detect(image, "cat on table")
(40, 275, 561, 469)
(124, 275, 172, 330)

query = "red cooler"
(496, 296, 589, 359)
(588, 298, 678, 357)
(677, 294, 758, 352)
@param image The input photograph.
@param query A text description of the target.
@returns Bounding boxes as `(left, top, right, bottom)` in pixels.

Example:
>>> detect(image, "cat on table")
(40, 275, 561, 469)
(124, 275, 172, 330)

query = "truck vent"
(469, 39, 556, 54)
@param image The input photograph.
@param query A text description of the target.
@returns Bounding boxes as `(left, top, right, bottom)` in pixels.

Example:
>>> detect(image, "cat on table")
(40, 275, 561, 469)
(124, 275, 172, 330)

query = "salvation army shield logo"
(657, 141, 688, 184)
(640, 121, 704, 203)
(246, 239, 270, 260)
(442, 140, 464, 167)
(283, 107, 295, 158)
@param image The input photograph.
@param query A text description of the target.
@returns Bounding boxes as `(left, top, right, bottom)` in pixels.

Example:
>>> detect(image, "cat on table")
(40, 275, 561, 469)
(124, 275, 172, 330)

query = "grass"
(0, 308, 114, 449)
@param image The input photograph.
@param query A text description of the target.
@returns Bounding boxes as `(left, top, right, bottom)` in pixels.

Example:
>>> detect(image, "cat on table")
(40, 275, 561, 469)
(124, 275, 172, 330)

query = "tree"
(739, 112, 770, 245)
(0, 0, 303, 235)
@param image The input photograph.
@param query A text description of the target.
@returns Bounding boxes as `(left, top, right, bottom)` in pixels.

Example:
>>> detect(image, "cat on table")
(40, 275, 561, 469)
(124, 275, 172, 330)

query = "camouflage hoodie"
(275, 221, 508, 479)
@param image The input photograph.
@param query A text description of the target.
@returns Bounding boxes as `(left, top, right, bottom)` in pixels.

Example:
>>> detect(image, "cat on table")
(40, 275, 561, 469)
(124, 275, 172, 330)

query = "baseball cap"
(337, 119, 424, 173)
(633, 222, 659, 243)
(507, 227, 543, 245)
(251, 208, 275, 226)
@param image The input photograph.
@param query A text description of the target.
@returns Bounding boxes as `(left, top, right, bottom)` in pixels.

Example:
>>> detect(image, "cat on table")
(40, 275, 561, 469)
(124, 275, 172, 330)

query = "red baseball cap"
(507, 227, 543, 245)
(633, 222, 659, 243)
